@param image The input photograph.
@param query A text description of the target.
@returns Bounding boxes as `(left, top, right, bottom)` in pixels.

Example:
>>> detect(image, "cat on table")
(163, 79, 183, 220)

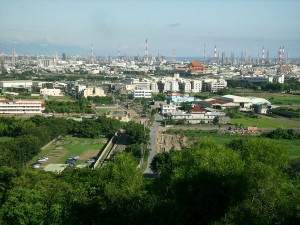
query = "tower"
(172, 48, 176, 62)
(12, 48, 15, 66)
(262, 46, 265, 64)
(267, 50, 270, 63)
(282, 45, 285, 59)
(214, 45, 217, 61)
(91, 44, 95, 63)
(279, 46, 282, 61)
(204, 43, 206, 61)
(145, 39, 149, 62)
(118, 45, 121, 60)
(222, 52, 225, 65)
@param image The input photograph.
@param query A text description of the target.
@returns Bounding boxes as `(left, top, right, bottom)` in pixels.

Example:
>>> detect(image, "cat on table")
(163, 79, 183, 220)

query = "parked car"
(31, 164, 40, 169)
(38, 158, 47, 162)
(66, 159, 76, 165)
(71, 155, 80, 160)
(86, 159, 95, 163)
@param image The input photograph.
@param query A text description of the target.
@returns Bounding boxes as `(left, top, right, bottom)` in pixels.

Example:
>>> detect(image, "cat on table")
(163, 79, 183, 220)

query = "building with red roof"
(176, 61, 212, 74)
(189, 105, 206, 114)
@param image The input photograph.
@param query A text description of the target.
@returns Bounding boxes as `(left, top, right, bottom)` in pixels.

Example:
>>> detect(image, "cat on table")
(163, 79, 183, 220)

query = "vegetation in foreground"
(0, 138, 299, 225)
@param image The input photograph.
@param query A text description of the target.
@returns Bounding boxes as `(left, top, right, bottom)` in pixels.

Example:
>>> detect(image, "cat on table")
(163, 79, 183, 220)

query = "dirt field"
(80, 150, 99, 160)
(157, 134, 188, 153)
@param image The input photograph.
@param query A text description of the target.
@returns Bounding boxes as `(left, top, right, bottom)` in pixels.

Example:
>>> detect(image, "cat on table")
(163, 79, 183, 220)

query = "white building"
(202, 79, 227, 92)
(179, 81, 192, 93)
(150, 82, 159, 93)
(40, 88, 63, 96)
(0, 99, 45, 114)
(169, 111, 229, 124)
(83, 87, 106, 98)
(221, 95, 252, 110)
(234, 74, 273, 83)
(0, 80, 33, 89)
(134, 89, 152, 98)
(161, 103, 177, 114)
(191, 80, 202, 93)
(245, 96, 271, 105)
(273, 74, 285, 83)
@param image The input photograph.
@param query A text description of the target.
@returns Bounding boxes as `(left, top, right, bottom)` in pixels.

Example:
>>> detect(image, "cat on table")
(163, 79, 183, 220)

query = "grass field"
(28, 136, 108, 167)
(167, 129, 300, 159)
(0, 137, 13, 142)
(230, 116, 300, 128)
(95, 108, 119, 114)
(267, 95, 300, 105)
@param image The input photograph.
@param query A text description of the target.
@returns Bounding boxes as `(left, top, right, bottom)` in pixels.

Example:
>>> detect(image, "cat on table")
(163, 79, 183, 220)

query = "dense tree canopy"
(0, 123, 298, 224)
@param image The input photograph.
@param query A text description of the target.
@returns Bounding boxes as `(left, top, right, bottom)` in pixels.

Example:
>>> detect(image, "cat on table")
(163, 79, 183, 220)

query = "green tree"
(179, 102, 193, 111)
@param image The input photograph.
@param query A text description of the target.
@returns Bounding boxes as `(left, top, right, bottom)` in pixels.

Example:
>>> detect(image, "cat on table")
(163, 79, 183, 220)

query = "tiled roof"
(190, 105, 206, 112)
(199, 99, 230, 105)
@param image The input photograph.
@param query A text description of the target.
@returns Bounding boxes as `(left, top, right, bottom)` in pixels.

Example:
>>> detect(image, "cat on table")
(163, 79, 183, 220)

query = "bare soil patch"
(80, 150, 100, 160)
(158, 134, 188, 153)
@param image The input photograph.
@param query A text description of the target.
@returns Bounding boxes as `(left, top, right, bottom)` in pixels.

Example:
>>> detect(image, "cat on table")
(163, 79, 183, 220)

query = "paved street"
(144, 113, 163, 176)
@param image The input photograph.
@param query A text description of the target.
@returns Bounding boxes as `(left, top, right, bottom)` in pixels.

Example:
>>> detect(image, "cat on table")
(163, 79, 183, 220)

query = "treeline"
(44, 99, 94, 114)
(0, 138, 299, 224)
(262, 128, 300, 139)
(87, 96, 113, 105)
(0, 116, 125, 168)
(125, 121, 150, 161)
(227, 79, 300, 92)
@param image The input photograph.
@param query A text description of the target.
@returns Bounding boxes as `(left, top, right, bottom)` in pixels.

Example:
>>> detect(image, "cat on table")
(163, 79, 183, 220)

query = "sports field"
(28, 136, 108, 168)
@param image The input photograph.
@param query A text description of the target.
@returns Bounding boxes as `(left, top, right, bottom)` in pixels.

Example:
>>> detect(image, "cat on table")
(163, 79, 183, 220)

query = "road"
(144, 113, 163, 177)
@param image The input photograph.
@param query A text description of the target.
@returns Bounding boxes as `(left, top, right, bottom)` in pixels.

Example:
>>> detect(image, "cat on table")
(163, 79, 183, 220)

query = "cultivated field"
(28, 136, 108, 168)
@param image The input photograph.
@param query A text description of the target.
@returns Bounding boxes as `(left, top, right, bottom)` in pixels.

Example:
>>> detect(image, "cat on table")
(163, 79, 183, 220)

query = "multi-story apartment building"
(160, 103, 177, 114)
(83, 87, 106, 98)
(179, 81, 192, 93)
(202, 79, 227, 92)
(40, 88, 63, 96)
(191, 80, 202, 93)
(157, 80, 179, 92)
(150, 82, 159, 93)
(134, 89, 152, 98)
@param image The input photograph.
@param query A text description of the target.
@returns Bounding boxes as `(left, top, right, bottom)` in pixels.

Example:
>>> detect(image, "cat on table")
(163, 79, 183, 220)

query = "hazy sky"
(1, 0, 299, 57)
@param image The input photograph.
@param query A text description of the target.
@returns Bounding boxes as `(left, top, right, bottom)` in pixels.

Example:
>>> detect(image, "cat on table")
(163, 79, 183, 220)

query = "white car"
(86, 159, 95, 163)
(38, 158, 47, 162)
(71, 155, 80, 160)
(32, 164, 40, 168)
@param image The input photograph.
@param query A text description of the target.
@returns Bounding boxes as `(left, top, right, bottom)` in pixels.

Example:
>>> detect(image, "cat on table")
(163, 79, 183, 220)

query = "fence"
(41, 135, 61, 151)
(92, 131, 119, 169)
